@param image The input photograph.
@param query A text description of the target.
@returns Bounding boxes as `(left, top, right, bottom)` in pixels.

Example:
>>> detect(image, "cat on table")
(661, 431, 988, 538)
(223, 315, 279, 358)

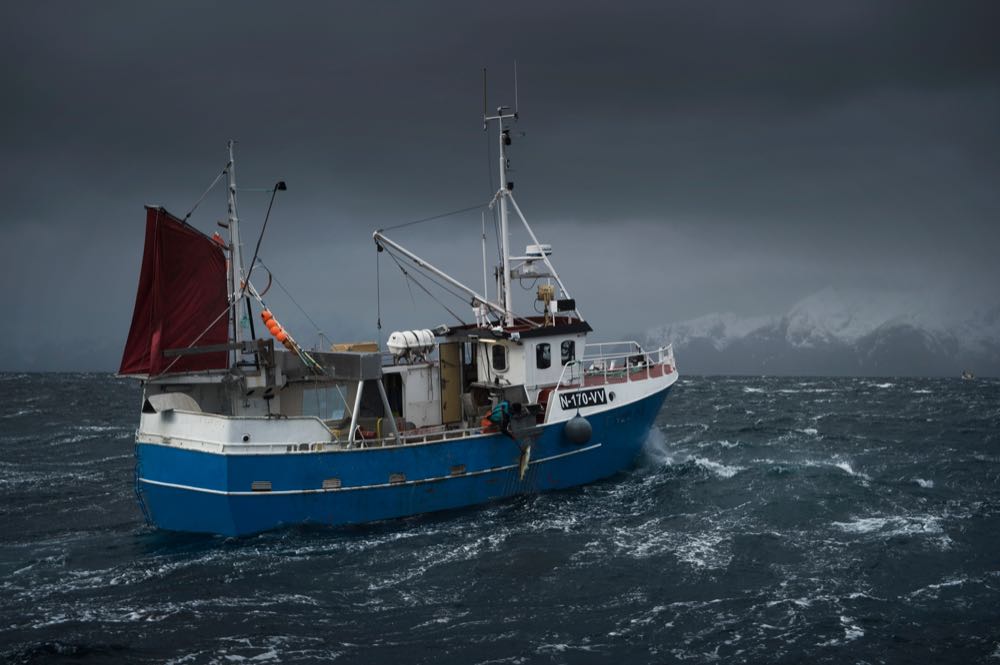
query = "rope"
(245, 282, 325, 373)
(382, 202, 488, 232)
(257, 259, 331, 348)
(390, 248, 477, 308)
(381, 244, 540, 330)
(380, 244, 475, 311)
(181, 167, 227, 224)
(384, 249, 467, 325)
(151, 301, 233, 379)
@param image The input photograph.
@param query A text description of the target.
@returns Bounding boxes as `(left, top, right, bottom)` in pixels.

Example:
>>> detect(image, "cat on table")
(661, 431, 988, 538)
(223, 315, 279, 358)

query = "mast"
(481, 211, 489, 299)
(485, 105, 518, 327)
(498, 121, 512, 326)
(226, 140, 246, 353)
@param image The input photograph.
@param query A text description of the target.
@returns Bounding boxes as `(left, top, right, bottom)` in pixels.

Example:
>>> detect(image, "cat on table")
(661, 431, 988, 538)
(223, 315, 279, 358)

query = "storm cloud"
(2, 1, 998, 370)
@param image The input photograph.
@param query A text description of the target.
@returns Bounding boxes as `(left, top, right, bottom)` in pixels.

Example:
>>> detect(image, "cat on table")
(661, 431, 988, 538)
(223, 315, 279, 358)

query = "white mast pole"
(497, 118, 513, 327)
(226, 140, 246, 351)
(481, 211, 489, 299)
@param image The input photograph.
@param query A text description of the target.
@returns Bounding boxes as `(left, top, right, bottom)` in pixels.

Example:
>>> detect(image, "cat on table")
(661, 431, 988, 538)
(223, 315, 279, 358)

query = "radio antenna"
(482, 68, 488, 130)
(513, 60, 519, 117)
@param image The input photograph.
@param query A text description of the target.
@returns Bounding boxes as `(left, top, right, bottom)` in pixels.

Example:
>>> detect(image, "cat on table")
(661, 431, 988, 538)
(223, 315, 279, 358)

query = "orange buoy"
(276, 330, 288, 342)
(261, 309, 273, 322)
(267, 322, 281, 336)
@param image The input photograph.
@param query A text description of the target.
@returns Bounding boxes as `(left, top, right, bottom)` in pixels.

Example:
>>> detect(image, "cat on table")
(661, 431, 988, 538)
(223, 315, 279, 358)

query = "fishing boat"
(120, 94, 678, 536)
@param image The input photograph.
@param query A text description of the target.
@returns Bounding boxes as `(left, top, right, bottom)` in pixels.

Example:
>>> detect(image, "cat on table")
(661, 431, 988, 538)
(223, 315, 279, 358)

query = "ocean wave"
(832, 460, 870, 480)
(693, 457, 745, 479)
(831, 514, 946, 542)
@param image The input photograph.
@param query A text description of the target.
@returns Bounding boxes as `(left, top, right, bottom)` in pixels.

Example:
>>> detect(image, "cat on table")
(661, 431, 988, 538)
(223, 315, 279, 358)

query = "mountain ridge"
(646, 288, 1000, 377)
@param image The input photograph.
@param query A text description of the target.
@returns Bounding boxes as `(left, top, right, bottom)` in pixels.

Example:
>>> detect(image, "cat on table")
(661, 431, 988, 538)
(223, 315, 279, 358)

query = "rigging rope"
(389, 248, 478, 307)
(384, 249, 467, 325)
(257, 259, 331, 348)
(151, 299, 234, 379)
(382, 202, 488, 231)
(381, 244, 541, 329)
(378, 243, 473, 309)
(181, 166, 227, 223)
(246, 282, 325, 374)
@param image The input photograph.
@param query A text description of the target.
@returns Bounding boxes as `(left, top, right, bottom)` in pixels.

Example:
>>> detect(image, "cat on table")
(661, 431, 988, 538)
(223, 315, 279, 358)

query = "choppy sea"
(1, 373, 999, 664)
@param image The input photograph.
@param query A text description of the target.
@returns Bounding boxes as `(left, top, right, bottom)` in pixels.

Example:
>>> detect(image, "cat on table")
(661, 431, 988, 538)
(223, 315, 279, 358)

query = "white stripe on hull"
(139, 442, 603, 496)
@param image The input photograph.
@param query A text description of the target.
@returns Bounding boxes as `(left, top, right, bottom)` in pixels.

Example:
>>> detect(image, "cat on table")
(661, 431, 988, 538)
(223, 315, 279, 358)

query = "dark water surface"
(1, 374, 999, 663)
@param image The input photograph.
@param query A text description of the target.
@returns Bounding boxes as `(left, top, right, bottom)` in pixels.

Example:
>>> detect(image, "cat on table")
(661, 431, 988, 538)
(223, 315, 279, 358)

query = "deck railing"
(555, 342, 675, 392)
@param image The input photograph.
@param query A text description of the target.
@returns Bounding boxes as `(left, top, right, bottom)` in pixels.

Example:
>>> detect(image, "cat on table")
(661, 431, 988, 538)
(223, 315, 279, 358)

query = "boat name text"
(559, 388, 607, 410)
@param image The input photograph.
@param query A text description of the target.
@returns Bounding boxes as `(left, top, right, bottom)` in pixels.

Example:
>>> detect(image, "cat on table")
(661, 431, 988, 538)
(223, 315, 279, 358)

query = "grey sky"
(2, 1, 998, 370)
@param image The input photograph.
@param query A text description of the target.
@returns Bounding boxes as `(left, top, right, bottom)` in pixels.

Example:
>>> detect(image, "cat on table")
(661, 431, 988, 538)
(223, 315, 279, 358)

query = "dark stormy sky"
(2, 2, 998, 370)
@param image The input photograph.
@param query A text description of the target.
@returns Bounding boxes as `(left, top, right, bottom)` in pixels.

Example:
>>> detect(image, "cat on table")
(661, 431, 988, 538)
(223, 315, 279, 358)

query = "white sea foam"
(777, 388, 836, 394)
(833, 460, 870, 480)
(816, 615, 865, 647)
(607, 518, 733, 569)
(536, 642, 596, 655)
(913, 478, 934, 488)
(694, 457, 745, 479)
(642, 427, 674, 466)
(841, 615, 865, 641)
(798, 428, 819, 436)
(906, 577, 969, 599)
(673, 531, 732, 569)
(832, 514, 944, 539)
(1, 408, 38, 419)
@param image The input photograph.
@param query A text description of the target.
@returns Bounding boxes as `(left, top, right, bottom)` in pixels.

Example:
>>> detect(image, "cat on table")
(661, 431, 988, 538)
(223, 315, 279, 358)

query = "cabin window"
(302, 385, 350, 421)
(491, 344, 507, 372)
(536, 343, 551, 369)
(561, 340, 576, 365)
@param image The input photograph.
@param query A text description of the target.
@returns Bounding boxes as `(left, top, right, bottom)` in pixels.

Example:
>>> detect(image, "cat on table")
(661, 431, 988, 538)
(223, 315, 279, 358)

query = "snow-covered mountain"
(646, 288, 1000, 376)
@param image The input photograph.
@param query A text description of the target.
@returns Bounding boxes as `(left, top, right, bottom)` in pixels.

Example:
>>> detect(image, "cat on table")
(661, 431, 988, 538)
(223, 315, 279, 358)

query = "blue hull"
(136, 387, 670, 536)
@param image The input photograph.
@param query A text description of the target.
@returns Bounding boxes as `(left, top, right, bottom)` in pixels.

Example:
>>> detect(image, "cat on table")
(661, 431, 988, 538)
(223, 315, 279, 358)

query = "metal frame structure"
(373, 86, 582, 330)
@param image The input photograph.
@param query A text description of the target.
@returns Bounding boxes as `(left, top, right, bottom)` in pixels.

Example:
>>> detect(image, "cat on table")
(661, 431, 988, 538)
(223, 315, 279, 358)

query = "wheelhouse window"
(561, 340, 576, 365)
(536, 343, 551, 369)
(302, 384, 350, 421)
(491, 344, 507, 372)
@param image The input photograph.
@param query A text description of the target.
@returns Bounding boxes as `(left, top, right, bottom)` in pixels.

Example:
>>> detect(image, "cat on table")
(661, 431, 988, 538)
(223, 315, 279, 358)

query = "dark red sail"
(119, 206, 229, 375)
